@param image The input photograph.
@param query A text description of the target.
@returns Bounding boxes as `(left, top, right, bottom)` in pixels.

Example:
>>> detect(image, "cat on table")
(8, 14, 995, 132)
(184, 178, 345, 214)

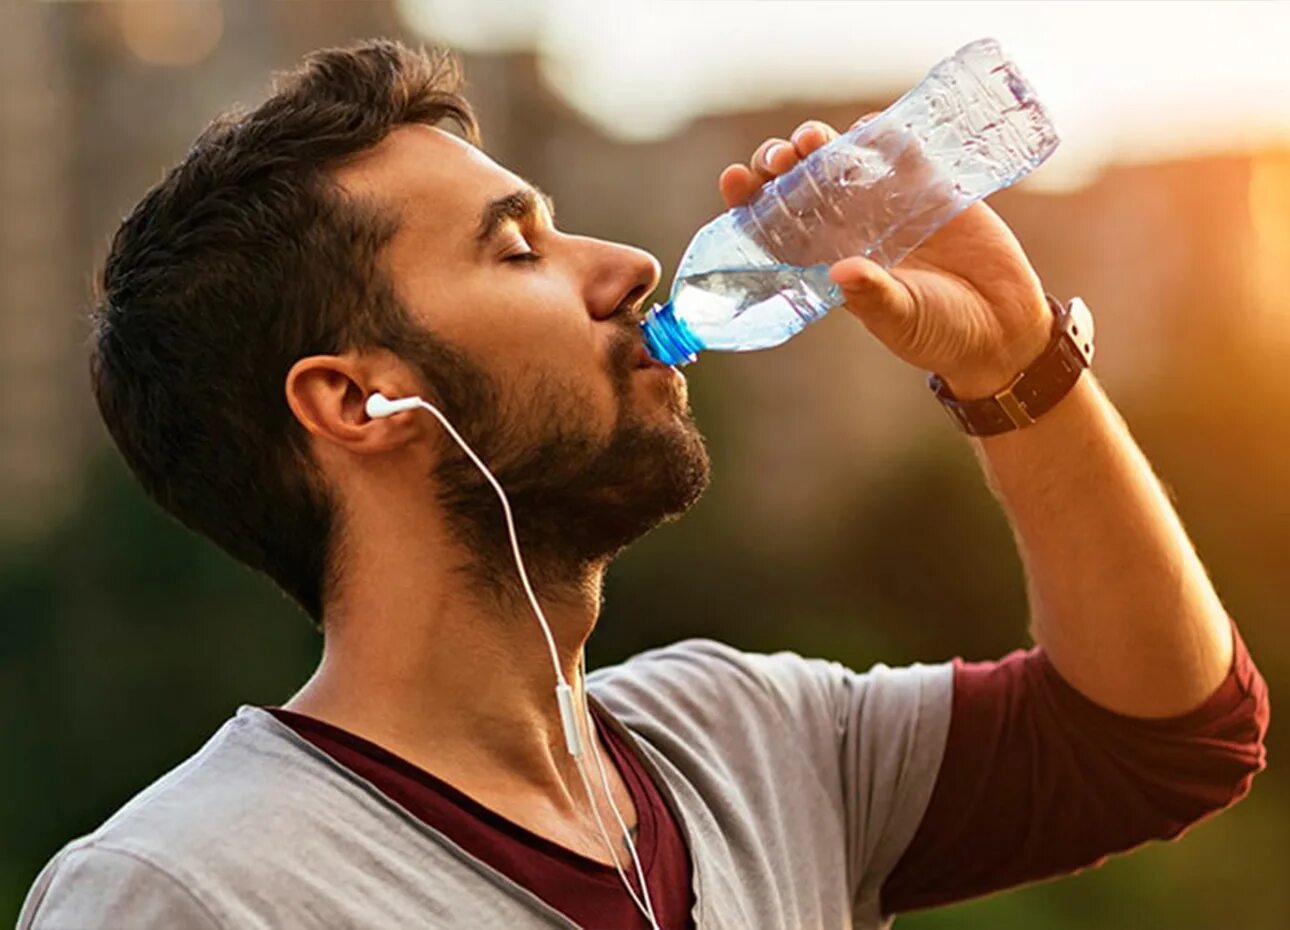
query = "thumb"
(828, 256, 915, 326)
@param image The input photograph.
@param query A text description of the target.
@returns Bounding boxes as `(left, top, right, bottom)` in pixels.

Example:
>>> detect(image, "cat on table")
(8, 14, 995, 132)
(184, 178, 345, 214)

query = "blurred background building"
(2, 1, 1287, 927)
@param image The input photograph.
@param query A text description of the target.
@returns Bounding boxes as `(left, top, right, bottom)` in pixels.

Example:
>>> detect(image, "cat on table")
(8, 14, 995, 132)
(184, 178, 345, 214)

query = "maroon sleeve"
(880, 620, 1269, 914)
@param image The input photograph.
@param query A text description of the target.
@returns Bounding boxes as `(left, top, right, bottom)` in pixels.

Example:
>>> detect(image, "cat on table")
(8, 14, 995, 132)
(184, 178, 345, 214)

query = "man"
(19, 40, 1267, 930)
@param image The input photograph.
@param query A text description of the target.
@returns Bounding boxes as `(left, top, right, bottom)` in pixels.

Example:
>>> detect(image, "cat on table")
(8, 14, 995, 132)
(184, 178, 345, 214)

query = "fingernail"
(764, 143, 787, 169)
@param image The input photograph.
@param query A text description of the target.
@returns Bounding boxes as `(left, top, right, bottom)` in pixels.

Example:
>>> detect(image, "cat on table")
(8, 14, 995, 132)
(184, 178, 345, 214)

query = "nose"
(582, 238, 662, 324)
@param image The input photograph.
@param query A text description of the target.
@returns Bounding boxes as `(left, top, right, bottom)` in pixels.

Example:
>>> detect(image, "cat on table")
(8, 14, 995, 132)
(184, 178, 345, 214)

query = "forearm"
(969, 373, 1233, 718)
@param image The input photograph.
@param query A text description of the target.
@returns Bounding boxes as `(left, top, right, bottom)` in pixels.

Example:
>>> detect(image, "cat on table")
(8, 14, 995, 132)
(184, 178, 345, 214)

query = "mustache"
(608, 320, 645, 375)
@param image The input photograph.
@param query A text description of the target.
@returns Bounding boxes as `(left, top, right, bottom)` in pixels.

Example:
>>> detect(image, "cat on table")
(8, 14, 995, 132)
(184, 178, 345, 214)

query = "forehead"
(330, 124, 522, 255)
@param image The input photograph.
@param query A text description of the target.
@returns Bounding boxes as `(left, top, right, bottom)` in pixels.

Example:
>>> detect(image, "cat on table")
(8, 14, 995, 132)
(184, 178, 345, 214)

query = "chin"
(642, 420, 711, 517)
(591, 419, 711, 552)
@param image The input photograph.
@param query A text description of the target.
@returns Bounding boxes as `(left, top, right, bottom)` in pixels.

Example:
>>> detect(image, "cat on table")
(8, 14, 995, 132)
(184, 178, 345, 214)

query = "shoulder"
(589, 637, 952, 754)
(19, 841, 221, 929)
(590, 637, 951, 711)
(589, 638, 799, 728)
(91, 707, 333, 850)
(18, 707, 349, 929)
(589, 637, 790, 703)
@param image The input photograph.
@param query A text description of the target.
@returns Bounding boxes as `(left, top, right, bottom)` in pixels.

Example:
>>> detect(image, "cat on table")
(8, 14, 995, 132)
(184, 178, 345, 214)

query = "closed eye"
(504, 251, 542, 264)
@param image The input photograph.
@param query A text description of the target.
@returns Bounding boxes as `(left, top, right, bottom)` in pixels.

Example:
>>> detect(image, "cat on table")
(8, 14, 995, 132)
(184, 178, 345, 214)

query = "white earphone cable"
(581, 654, 661, 928)
(403, 400, 566, 689)
(571, 725, 659, 925)
(367, 394, 662, 930)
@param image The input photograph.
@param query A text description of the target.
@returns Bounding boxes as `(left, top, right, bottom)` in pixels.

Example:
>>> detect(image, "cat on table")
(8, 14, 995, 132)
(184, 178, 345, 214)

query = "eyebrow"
(474, 185, 557, 248)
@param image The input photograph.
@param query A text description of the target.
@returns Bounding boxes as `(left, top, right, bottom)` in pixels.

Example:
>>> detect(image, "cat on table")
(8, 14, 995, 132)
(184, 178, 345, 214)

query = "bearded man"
(18, 41, 1267, 930)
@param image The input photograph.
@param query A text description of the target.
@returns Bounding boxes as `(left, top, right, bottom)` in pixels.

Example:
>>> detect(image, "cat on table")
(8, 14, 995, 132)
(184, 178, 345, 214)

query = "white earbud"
(365, 392, 426, 419)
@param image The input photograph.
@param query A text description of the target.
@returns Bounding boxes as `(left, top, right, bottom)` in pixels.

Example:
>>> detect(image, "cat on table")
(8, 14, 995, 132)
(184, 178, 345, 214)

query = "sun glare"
(396, 0, 1290, 192)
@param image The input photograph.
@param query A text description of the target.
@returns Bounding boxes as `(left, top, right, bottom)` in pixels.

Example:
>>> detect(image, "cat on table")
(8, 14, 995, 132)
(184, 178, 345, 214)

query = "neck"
(284, 516, 607, 808)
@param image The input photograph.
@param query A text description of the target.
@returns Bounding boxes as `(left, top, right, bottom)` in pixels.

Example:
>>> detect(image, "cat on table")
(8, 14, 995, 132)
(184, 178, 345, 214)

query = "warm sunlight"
(396, 0, 1290, 190)
(1249, 153, 1290, 335)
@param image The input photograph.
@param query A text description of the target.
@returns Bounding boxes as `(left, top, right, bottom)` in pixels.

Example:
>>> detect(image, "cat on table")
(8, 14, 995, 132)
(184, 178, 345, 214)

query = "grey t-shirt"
(17, 639, 952, 930)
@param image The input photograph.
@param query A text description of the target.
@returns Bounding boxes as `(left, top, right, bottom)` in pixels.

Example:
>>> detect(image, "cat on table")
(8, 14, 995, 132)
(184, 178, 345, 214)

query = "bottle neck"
(641, 301, 703, 366)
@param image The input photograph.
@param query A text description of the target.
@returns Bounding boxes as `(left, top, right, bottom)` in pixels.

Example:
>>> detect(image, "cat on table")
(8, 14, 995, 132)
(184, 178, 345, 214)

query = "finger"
(719, 163, 760, 208)
(789, 120, 838, 157)
(749, 136, 793, 184)
(850, 110, 883, 130)
(726, 118, 853, 207)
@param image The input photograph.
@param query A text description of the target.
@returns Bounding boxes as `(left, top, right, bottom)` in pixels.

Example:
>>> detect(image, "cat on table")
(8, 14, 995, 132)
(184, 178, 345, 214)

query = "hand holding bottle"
(640, 39, 1059, 382)
(718, 118, 1052, 400)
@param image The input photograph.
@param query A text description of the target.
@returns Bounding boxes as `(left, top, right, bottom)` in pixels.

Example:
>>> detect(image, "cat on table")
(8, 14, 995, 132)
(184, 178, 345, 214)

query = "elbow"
(1216, 630, 1270, 805)
(1159, 652, 1270, 837)
(1217, 657, 1270, 807)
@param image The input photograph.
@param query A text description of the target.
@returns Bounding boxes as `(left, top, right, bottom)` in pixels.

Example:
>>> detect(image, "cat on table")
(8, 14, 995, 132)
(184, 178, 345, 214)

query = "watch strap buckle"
(993, 373, 1036, 428)
(929, 294, 1095, 437)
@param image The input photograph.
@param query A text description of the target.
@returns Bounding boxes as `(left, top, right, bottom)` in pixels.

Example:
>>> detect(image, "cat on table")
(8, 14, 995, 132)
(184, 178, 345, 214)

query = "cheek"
(481, 317, 604, 399)
(529, 356, 622, 431)
(487, 289, 613, 392)
(485, 325, 621, 438)
(466, 274, 591, 355)
(420, 270, 622, 426)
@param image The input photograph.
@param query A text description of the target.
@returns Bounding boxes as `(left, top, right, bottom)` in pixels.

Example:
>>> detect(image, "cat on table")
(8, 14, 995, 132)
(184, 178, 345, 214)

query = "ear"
(284, 354, 419, 454)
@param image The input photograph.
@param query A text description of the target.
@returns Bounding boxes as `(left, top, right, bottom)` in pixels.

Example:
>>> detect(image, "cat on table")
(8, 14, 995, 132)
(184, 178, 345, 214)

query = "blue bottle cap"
(640, 301, 702, 366)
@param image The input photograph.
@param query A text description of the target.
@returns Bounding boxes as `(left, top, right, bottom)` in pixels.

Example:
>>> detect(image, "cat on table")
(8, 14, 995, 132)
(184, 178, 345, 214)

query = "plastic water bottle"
(640, 38, 1059, 366)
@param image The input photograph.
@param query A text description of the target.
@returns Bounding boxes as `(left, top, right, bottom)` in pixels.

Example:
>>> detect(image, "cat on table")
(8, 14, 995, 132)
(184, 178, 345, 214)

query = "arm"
(720, 120, 1268, 911)
(873, 370, 1263, 912)
(880, 629, 1267, 912)
(719, 119, 1235, 718)
(964, 373, 1231, 716)
(874, 369, 1269, 911)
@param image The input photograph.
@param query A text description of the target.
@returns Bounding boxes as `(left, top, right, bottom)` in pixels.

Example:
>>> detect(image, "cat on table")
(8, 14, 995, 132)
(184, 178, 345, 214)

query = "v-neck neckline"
(244, 697, 710, 929)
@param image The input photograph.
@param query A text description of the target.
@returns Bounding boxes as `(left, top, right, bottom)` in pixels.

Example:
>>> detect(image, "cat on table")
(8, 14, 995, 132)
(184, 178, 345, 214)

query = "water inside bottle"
(668, 263, 841, 352)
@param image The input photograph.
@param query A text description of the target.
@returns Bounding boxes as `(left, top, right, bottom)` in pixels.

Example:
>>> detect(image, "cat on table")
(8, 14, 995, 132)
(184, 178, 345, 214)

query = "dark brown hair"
(90, 39, 479, 626)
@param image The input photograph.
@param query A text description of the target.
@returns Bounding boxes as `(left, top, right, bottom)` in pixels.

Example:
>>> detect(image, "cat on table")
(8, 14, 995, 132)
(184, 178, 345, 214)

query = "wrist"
(938, 316, 1052, 400)
(930, 296, 1096, 437)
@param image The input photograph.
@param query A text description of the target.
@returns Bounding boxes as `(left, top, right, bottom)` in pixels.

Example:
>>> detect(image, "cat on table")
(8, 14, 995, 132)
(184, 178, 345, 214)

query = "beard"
(398, 323, 711, 603)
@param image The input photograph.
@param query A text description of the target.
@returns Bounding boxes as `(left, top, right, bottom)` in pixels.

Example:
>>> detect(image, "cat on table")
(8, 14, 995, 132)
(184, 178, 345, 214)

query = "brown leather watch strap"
(928, 296, 1095, 437)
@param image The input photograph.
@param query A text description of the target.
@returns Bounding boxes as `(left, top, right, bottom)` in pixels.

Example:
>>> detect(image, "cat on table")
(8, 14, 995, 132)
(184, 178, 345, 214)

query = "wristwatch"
(929, 295, 1095, 437)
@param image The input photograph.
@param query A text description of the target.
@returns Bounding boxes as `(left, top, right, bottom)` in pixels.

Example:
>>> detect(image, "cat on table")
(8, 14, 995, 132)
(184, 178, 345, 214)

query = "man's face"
(335, 125, 711, 588)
